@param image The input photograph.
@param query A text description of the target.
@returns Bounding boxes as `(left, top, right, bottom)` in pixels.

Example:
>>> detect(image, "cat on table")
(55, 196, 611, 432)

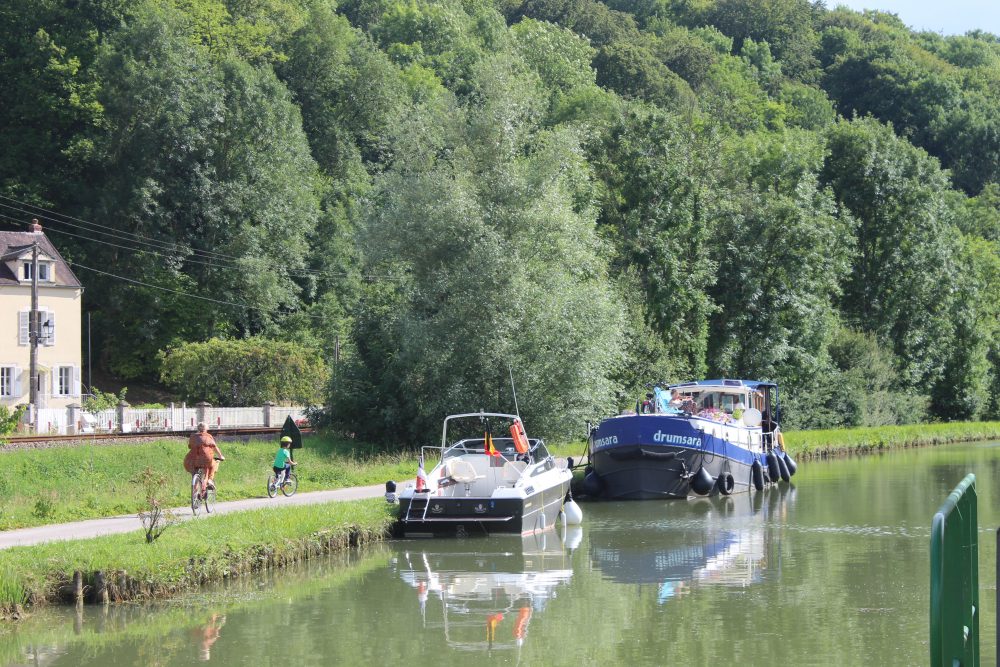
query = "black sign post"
(281, 415, 303, 461)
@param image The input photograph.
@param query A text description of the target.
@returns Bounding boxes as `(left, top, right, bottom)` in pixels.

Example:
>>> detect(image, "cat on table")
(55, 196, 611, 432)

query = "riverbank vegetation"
(0, 498, 394, 616)
(0, 435, 413, 530)
(783, 422, 1000, 458)
(0, 546, 393, 663)
(2, 0, 999, 441)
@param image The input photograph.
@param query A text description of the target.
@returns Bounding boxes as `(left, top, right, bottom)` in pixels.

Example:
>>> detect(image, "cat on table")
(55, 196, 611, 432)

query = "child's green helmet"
(280, 436, 293, 443)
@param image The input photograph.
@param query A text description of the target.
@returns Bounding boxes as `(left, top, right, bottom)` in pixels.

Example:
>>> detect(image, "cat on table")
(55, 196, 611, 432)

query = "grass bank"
(0, 434, 415, 530)
(0, 498, 394, 617)
(782, 421, 1000, 458)
(0, 547, 392, 663)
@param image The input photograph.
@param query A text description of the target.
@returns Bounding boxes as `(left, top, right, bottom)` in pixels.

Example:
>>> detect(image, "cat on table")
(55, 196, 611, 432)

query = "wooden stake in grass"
(93, 571, 108, 605)
(73, 570, 83, 605)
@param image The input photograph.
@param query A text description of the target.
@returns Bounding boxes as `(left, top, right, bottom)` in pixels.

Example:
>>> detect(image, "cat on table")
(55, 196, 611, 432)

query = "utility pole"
(29, 240, 39, 431)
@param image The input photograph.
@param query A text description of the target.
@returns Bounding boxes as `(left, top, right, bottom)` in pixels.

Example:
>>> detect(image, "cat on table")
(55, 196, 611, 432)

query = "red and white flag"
(416, 454, 428, 491)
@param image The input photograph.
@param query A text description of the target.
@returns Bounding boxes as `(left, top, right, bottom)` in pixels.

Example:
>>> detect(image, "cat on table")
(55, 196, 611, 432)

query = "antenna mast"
(508, 363, 521, 419)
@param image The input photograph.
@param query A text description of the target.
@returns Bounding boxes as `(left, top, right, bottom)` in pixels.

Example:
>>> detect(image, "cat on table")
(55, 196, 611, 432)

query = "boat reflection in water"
(392, 529, 579, 652)
(589, 484, 793, 603)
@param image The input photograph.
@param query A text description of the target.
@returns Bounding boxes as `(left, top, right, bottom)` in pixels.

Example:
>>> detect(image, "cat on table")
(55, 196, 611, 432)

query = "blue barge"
(584, 380, 797, 499)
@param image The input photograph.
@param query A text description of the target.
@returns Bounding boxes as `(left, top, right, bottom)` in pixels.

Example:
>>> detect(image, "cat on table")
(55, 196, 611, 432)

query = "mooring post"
(93, 571, 108, 605)
(117, 571, 128, 602)
(73, 570, 83, 606)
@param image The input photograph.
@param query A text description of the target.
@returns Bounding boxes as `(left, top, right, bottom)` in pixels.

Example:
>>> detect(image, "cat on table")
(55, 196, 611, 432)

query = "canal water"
(4, 442, 1000, 666)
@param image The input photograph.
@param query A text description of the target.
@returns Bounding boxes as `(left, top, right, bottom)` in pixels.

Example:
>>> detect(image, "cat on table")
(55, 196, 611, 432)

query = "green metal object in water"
(930, 472, 979, 667)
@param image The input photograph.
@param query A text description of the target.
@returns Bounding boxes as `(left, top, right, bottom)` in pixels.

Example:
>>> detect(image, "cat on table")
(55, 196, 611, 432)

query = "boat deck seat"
(445, 459, 483, 484)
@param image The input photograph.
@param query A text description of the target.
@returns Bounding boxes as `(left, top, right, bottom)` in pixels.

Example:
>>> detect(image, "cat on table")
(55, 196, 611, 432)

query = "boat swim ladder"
(404, 492, 433, 523)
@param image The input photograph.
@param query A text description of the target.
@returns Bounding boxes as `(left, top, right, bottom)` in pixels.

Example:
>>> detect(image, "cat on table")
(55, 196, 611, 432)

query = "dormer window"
(22, 261, 51, 281)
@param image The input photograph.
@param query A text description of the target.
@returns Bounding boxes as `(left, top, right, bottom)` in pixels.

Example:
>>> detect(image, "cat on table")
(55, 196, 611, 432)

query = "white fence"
(25, 404, 308, 436)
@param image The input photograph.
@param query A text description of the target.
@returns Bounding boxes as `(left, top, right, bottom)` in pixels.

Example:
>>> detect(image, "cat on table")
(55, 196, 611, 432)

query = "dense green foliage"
(159, 337, 329, 405)
(2, 0, 999, 440)
(0, 406, 23, 444)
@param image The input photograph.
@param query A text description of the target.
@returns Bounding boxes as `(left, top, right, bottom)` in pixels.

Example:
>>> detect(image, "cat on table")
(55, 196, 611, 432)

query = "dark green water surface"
(5, 442, 1000, 666)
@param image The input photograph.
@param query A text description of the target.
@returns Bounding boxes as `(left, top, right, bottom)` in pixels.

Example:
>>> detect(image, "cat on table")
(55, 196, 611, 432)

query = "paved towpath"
(0, 484, 386, 550)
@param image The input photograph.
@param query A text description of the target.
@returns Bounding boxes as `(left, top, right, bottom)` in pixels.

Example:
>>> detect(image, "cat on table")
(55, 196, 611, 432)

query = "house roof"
(0, 229, 82, 288)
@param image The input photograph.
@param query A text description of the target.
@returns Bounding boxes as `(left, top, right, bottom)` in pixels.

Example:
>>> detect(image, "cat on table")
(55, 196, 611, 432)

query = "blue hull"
(589, 415, 768, 500)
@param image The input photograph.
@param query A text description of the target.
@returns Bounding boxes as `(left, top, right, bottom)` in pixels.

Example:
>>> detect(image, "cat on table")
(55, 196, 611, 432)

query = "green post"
(930, 473, 979, 667)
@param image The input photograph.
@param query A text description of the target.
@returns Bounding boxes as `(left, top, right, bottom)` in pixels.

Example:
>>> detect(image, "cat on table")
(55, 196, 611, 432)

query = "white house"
(0, 220, 83, 410)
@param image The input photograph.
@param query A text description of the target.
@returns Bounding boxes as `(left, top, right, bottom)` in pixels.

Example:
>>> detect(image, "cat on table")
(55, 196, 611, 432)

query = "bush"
(159, 338, 328, 406)
(82, 387, 128, 412)
(0, 405, 24, 444)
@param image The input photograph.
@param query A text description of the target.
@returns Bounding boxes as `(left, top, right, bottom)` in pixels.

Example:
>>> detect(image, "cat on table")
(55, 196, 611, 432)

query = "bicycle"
(191, 456, 223, 515)
(266, 466, 298, 498)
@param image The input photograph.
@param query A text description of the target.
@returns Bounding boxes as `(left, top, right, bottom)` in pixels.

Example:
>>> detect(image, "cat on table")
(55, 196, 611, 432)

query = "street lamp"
(40, 318, 52, 344)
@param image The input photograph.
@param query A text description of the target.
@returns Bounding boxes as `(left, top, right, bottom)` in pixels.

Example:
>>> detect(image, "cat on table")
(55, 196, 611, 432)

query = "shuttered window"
(43, 311, 55, 346)
(53, 365, 79, 397)
(57, 366, 72, 396)
(0, 367, 12, 397)
(18, 312, 28, 346)
(17, 311, 55, 346)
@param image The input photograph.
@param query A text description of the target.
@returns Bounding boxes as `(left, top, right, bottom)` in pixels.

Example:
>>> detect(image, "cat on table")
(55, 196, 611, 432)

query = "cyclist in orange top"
(184, 422, 225, 489)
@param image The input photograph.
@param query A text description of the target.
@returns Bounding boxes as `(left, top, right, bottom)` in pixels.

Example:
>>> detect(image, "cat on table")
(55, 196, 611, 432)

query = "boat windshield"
(532, 441, 550, 460)
(695, 391, 743, 413)
(675, 388, 756, 420)
(443, 437, 517, 459)
(442, 437, 547, 461)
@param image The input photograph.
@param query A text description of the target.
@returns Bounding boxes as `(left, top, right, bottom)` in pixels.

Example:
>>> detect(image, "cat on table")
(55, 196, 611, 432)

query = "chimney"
(28, 218, 42, 233)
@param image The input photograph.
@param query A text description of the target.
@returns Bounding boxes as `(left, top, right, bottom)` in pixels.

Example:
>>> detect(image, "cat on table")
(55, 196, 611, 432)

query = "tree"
(705, 0, 821, 82)
(334, 55, 624, 443)
(159, 337, 329, 405)
(75, 4, 322, 378)
(822, 117, 962, 397)
(708, 129, 854, 392)
(591, 106, 720, 379)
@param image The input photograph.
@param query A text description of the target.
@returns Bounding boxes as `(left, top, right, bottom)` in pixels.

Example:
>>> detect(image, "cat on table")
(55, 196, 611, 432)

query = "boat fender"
(582, 470, 604, 498)
(567, 456, 574, 469)
(385, 480, 397, 504)
(776, 453, 791, 482)
(563, 495, 583, 525)
(766, 452, 781, 483)
(782, 451, 797, 476)
(690, 466, 715, 496)
(717, 471, 735, 495)
(751, 462, 764, 491)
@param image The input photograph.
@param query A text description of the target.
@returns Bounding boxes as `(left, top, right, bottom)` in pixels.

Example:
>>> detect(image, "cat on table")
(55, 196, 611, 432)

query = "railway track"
(3, 427, 311, 449)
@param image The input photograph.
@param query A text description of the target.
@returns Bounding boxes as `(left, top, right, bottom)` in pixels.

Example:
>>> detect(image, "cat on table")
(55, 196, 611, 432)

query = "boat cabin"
(670, 379, 779, 428)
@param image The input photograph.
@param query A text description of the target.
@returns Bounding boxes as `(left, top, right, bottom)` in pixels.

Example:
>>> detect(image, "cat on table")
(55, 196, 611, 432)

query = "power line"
(0, 212, 221, 271)
(0, 211, 392, 318)
(0, 197, 401, 281)
(63, 259, 331, 319)
(0, 196, 243, 262)
(0, 201, 354, 279)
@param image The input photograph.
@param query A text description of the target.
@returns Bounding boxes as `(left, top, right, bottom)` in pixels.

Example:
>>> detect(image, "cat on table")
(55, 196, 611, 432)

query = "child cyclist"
(273, 436, 297, 485)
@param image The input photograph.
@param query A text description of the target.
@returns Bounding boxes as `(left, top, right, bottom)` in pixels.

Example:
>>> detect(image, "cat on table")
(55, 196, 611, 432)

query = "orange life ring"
(510, 420, 530, 454)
